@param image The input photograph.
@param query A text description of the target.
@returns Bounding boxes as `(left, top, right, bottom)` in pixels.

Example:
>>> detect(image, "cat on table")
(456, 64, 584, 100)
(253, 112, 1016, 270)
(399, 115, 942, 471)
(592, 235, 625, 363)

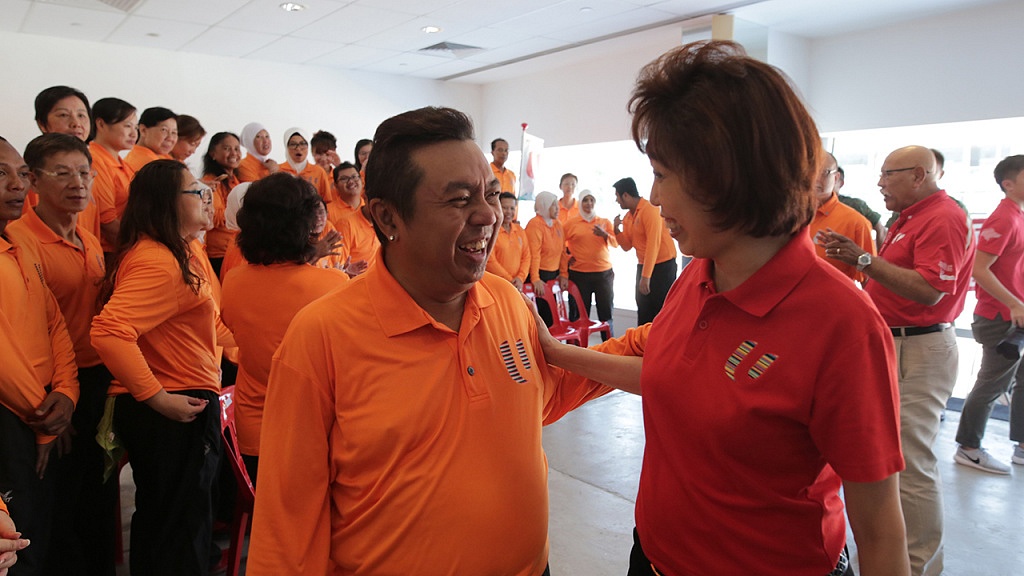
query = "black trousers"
(0, 404, 56, 576)
(114, 390, 221, 576)
(531, 269, 560, 327)
(635, 259, 677, 326)
(45, 364, 117, 576)
(627, 528, 854, 576)
(569, 269, 614, 340)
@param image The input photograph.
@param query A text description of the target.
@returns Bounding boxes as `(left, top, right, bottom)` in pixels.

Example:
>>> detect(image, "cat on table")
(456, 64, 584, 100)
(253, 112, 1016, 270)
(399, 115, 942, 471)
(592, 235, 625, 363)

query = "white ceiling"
(0, 0, 1005, 83)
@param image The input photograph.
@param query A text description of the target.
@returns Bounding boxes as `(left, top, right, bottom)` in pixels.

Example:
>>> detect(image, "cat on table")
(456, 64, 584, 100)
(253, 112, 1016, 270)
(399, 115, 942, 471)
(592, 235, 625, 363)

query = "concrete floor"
(116, 308, 1024, 575)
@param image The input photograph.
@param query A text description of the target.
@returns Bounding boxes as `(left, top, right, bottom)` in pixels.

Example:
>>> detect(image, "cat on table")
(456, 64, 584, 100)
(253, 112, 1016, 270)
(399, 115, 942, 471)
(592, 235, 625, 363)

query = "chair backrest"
(541, 281, 574, 332)
(219, 387, 255, 499)
(565, 281, 593, 322)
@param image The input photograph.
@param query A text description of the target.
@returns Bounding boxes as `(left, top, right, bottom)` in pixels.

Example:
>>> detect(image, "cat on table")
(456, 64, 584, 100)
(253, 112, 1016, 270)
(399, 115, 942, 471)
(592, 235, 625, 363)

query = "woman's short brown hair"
(629, 41, 821, 237)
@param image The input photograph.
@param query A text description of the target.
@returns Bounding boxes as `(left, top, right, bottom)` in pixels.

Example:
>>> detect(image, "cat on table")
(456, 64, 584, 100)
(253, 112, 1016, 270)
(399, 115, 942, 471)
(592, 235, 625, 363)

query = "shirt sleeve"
(44, 286, 80, 407)
(515, 229, 531, 283)
(640, 208, 663, 279)
(526, 220, 543, 281)
(90, 256, 181, 402)
(912, 209, 972, 294)
(248, 316, 337, 575)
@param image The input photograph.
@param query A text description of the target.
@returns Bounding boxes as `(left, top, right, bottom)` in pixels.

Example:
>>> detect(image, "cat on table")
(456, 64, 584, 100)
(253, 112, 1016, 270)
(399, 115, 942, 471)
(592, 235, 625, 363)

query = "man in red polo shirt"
(822, 145, 975, 576)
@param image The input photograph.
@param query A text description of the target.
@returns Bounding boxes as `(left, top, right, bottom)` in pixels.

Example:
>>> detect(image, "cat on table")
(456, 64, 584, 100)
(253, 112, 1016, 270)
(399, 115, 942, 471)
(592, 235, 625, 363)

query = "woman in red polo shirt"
(536, 41, 909, 576)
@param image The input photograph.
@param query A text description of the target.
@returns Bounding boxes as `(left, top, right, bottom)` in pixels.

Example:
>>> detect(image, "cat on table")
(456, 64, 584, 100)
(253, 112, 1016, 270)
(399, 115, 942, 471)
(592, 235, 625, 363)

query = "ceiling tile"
(542, 6, 677, 43)
(291, 3, 416, 43)
(242, 35, 341, 64)
(0, 0, 31, 32)
(430, 0, 556, 28)
(349, 0, 460, 16)
(351, 16, 479, 52)
(180, 25, 279, 58)
(131, 0, 251, 26)
(353, 50, 452, 74)
(408, 57, 491, 79)
(218, 0, 348, 35)
(105, 15, 208, 50)
(20, 2, 126, 41)
(31, 0, 126, 13)
(306, 43, 399, 69)
(492, 0, 639, 37)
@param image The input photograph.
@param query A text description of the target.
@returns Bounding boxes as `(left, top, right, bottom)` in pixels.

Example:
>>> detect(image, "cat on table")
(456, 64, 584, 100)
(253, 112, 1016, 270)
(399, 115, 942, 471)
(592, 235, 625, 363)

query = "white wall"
(0, 31, 481, 160)
(807, 0, 1024, 132)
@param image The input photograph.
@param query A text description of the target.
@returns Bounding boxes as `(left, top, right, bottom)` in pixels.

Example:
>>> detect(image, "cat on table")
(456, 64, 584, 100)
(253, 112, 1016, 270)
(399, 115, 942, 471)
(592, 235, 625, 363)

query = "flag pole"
(519, 123, 528, 199)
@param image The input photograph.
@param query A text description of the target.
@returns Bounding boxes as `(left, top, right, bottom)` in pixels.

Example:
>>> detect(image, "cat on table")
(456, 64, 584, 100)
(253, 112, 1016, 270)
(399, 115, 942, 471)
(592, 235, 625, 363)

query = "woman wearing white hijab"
(279, 127, 335, 204)
(238, 122, 279, 182)
(525, 190, 569, 326)
(564, 189, 617, 340)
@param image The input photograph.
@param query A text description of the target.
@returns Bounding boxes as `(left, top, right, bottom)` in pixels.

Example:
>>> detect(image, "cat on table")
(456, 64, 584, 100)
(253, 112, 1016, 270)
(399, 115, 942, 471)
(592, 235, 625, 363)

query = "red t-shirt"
(636, 232, 903, 576)
(866, 191, 975, 326)
(974, 197, 1024, 321)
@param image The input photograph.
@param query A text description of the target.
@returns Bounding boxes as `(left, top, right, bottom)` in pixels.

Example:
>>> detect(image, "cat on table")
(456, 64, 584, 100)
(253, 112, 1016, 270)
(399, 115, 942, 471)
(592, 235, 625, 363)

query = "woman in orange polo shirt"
(170, 114, 206, 164)
(564, 189, 617, 339)
(29, 86, 91, 214)
(237, 122, 279, 183)
(221, 173, 346, 482)
(353, 138, 372, 173)
(92, 159, 231, 576)
(123, 107, 177, 175)
(280, 128, 334, 204)
(526, 191, 568, 326)
(201, 132, 242, 276)
(89, 97, 137, 249)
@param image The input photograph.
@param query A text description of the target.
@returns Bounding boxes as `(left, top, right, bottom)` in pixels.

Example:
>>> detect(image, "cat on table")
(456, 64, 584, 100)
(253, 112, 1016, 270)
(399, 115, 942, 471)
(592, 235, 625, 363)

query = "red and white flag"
(518, 124, 543, 201)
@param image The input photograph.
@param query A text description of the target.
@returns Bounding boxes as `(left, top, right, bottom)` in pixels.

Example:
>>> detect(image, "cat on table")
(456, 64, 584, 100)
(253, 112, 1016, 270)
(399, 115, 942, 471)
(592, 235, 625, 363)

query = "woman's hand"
(313, 230, 344, 260)
(532, 279, 546, 297)
(0, 510, 30, 575)
(264, 159, 280, 174)
(144, 390, 208, 423)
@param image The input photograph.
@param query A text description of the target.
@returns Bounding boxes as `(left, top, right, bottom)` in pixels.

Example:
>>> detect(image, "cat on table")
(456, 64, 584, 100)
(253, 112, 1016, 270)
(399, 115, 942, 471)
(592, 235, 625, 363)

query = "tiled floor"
(116, 309, 1024, 575)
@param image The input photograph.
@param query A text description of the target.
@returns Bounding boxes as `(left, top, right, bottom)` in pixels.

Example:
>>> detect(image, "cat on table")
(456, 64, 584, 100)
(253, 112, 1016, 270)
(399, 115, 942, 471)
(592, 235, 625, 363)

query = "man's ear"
(369, 197, 400, 239)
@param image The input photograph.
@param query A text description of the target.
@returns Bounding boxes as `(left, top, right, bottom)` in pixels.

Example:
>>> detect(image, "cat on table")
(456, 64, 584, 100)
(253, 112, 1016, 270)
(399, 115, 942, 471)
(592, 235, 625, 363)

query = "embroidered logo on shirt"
(500, 339, 531, 384)
(724, 340, 778, 381)
(892, 233, 906, 244)
(980, 228, 1002, 242)
(937, 260, 957, 282)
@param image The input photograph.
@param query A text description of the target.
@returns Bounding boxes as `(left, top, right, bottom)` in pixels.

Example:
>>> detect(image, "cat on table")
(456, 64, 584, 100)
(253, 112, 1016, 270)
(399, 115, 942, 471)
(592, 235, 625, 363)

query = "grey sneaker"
(955, 447, 1011, 475)
(1013, 446, 1024, 466)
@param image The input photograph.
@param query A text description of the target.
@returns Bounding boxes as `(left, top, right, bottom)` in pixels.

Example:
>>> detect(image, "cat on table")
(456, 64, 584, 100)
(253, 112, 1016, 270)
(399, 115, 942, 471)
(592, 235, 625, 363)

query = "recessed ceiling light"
(279, 2, 305, 11)
(421, 25, 442, 34)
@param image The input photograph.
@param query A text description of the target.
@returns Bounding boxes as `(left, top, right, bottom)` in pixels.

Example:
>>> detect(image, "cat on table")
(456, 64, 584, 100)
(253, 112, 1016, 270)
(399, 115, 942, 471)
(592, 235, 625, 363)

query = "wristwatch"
(856, 253, 872, 271)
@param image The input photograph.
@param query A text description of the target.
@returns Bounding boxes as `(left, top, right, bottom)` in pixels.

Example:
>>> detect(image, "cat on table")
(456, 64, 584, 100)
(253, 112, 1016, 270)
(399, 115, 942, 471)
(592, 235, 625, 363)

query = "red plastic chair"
(219, 386, 255, 576)
(564, 281, 612, 343)
(523, 283, 583, 345)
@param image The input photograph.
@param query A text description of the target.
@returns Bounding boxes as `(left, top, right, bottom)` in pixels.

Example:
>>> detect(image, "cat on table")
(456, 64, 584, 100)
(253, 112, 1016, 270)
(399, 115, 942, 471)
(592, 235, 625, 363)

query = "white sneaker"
(955, 447, 1011, 475)
(1013, 446, 1024, 466)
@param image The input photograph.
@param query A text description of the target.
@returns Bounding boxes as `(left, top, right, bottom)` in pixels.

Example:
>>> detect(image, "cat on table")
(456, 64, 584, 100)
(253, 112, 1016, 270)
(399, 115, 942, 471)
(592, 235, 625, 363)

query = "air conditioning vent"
(418, 41, 483, 57)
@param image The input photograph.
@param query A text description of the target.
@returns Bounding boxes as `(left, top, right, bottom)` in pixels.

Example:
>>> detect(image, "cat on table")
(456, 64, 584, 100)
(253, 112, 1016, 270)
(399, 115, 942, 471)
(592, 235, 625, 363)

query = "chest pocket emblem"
(724, 340, 778, 381)
(500, 339, 532, 384)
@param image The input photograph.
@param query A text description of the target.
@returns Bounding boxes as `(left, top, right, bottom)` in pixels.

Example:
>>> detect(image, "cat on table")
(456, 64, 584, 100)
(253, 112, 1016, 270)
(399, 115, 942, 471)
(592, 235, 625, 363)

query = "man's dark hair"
(237, 173, 321, 265)
(499, 192, 517, 202)
(994, 155, 1024, 192)
(931, 148, 945, 171)
(366, 107, 475, 243)
(333, 161, 358, 182)
(490, 138, 507, 152)
(311, 130, 338, 155)
(24, 133, 92, 171)
(89, 97, 136, 142)
(613, 177, 640, 198)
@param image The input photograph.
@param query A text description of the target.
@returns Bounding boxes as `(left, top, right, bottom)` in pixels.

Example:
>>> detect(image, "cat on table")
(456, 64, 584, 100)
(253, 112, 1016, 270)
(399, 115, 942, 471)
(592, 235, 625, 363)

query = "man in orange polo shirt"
(248, 108, 630, 576)
(332, 162, 378, 273)
(809, 151, 876, 284)
(0, 136, 80, 576)
(7, 134, 115, 575)
(490, 137, 516, 194)
(613, 176, 678, 325)
(327, 161, 363, 227)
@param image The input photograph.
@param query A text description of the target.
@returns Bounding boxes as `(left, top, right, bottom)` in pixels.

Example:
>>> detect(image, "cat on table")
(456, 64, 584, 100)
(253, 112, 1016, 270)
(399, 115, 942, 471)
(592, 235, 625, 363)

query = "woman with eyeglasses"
(89, 97, 138, 250)
(279, 128, 335, 206)
(124, 107, 178, 175)
(237, 122, 279, 183)
(221, 173, 347, 483)
(201, 132, 243, 276)
(91, 159, 233, 576)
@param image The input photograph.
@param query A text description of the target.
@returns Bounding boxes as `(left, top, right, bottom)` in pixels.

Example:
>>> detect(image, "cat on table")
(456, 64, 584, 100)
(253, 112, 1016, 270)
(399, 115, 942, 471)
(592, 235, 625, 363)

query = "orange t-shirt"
(525, 215, 568, 279)
(122, 145, 168, 177)
(202, 172, 241, 259)
(247, 263, 613, 575)
(221, 262, 346, 455)
(89, 141, 132, 250)
(491, 162, 516, 194)
(334, 208, 380, 267)
(91, 237, 223, 400)
(487, 222, 530, 283)
(564, 215, 617, 273)
(327, 198, 361, 230)
(556, 197, 579, 226)
(809, 194, 876, 283)
(615, 198, 677, 279)
(0, 232, 79, 444)
(7, 209, 105, 368)
(237, 154, 273, 183)
(280, 163, 335, 204)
